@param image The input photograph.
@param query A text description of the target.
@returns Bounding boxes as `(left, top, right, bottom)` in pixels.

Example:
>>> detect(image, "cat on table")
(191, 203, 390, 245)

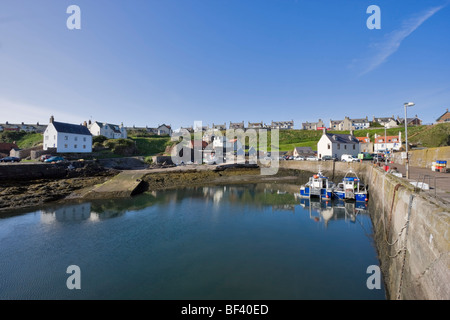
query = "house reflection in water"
(298, 198, 368, 227)
(41, 203, 91, 223)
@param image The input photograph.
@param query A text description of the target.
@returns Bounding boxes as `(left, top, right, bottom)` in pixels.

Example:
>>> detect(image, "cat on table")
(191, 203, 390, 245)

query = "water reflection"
(40, 203, 91, 223)
(39, 184, 369, 226)
(298, 198, 369, 227)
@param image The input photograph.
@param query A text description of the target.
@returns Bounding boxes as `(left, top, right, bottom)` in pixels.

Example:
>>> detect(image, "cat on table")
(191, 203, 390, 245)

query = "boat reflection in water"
(298, 197, 369, 226)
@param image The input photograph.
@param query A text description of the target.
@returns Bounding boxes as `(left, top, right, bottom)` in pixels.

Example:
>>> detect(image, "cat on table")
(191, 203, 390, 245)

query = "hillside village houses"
(0, 121, 47, 133)
(329, 116, 370, 131)
(373, 132, 402, 153)
(436, 108, 450, 123)
(302, 114, 423, 131)
(229, 121, 245, 130)
(301, 119, 325, 130)
(248, 121, 265, 129)
(87, 120, 127, 139)
(397, 115, 422, 126)
(356, 135, 373, 153)
(157, 124, 172, 136)
(372, 115, 399, 128)
(317, 128, 360, 160)
(43, 116, 92, 153)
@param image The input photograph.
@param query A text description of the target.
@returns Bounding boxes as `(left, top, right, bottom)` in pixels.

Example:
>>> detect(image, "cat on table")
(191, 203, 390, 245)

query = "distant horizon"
(1, 1, 449, 129)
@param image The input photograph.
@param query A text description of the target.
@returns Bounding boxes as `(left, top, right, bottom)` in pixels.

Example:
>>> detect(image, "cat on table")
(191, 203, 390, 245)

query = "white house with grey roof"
(317, 128, 360, 160)
(87, 120, 127, 139)
(43, 116, 92, 153)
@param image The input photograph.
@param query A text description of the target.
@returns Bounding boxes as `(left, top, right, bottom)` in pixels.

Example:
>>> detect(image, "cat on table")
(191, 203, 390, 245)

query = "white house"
(372, 116, 399, 128)
(87, 121, 127, 139)
(317, 129, 360, 160)
(374, 132, 402, 153)
(157, 124, 172, 136)
(271, 120, 294, 130)
(43, 116, 92, 153)
(212, 136, 243, 152)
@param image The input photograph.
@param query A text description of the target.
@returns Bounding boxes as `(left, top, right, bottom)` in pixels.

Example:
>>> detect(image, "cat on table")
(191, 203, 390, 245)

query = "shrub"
(93, 135, 108, 144)
(102, 138, 137, 156)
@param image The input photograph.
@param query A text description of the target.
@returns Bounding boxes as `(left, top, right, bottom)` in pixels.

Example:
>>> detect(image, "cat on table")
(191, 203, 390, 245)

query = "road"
(383, 161, 450, 203)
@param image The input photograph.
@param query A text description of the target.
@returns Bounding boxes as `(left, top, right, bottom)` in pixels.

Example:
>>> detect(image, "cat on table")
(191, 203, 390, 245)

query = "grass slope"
(131, 136, 175, 156)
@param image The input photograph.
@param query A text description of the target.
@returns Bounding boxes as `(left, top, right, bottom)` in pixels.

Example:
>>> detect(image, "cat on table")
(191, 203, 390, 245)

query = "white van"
(341, 154, 358, 162)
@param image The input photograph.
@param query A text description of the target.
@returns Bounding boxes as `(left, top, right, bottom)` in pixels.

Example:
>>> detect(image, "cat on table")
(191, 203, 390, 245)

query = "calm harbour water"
(0, 184, 385, 299)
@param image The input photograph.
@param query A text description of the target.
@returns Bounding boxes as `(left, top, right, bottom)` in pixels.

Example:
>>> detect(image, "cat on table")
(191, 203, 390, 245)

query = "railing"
(414, 174, 437, 197)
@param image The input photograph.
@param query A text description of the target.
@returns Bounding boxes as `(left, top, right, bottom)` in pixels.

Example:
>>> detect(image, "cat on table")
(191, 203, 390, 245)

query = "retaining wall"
(392, 146, 450, 169)
(366, 166, 449, 300)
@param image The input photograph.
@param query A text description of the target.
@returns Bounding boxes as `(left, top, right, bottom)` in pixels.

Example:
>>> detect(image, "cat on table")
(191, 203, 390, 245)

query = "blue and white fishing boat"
(333, 170, 368, 202)
(299, 170, 334, 200)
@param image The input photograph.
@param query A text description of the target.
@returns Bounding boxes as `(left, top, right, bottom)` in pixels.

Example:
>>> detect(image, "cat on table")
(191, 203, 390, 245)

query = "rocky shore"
(0, 161, 117, 212)
(0, 159, 312, 214)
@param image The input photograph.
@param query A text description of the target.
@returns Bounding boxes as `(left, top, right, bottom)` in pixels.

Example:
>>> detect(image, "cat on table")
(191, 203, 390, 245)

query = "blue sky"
(0, 0, 449, 129)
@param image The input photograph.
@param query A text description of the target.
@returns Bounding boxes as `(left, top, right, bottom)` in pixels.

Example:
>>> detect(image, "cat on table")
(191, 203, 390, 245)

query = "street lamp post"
(385, 125, 387, 167)
(404, 102, 415, 179)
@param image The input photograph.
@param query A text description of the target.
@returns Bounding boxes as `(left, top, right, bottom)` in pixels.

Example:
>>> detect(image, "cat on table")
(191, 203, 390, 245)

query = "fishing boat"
(333, 170, 368, 202)
(299, 170, 335, 200)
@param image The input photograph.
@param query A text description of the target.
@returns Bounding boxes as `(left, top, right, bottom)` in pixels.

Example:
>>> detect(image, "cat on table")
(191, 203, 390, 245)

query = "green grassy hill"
(408, 123, 450, 148)
(0, 132, 43, 149)
(258, 124, 447, 152)
(131, 136, 175, 156)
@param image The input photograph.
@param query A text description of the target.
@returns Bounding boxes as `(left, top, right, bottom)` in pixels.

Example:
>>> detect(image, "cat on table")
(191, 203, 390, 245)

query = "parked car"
(306, 156, 318, 161)
(321, 155, 335, 161)
(0, 156, 21, 163)
(371, 153, 385, 161)
(341, 154, 359, 162)
(39, 154, 53, 162)
(294, 156, 305, 161)
(44, 156, 66, 163)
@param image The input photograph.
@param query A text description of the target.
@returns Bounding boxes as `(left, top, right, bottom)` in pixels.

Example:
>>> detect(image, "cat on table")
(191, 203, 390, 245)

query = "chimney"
(88, 119, 91, 125)
(83, 121, 87, 127)
(21, 122, 24, 125)
(350, 129, 354, 136)
(50, 116, 54, 123)
(322, 127, 327, 135)
(37, 122, 39, 125)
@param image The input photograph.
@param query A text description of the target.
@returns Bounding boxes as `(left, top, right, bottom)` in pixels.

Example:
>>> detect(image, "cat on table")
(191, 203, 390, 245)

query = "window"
(64, 136, 68, 140)
(64, 144, 68, 148)
(74, 144, 77, 149)
(83, 145, 86, 149)
(74, 137, 78, 141)
(353, 145, 355, 150)
(327, 144, 330, 150)
(344, 145, 347, 150)
(337, 143, 340, 150)
(83, 137, 86, 142)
